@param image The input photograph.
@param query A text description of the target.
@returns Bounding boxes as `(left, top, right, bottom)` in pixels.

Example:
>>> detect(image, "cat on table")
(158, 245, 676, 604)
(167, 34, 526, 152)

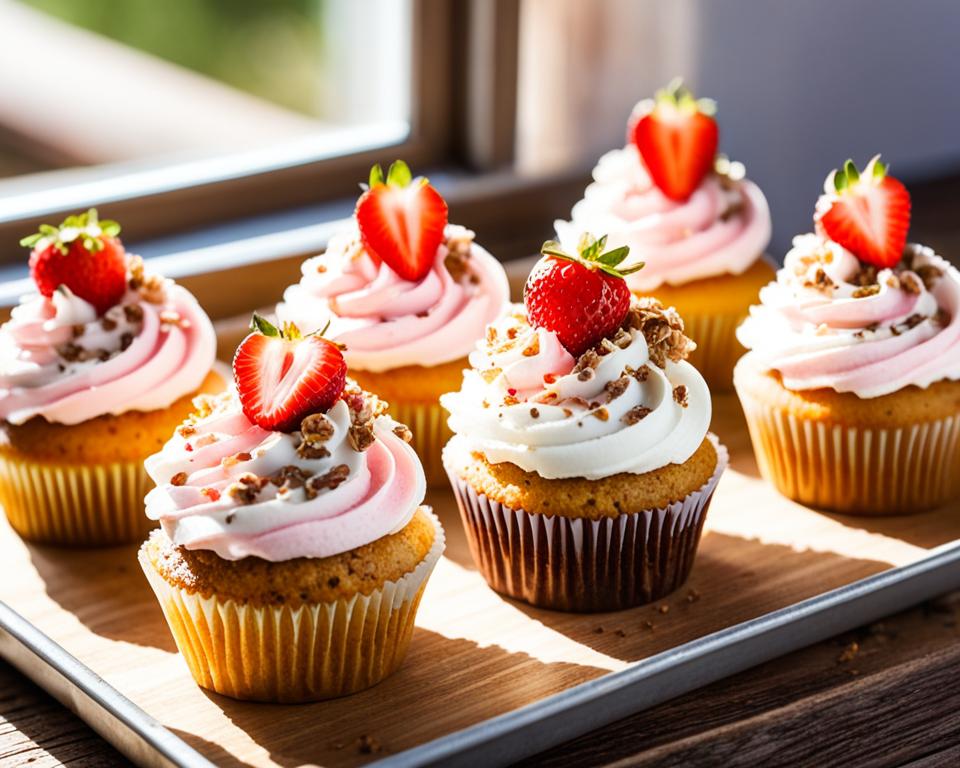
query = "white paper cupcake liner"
(737, 387, 960, 515)
(444, 435, 727, 612)
(138, 509, 445, 702)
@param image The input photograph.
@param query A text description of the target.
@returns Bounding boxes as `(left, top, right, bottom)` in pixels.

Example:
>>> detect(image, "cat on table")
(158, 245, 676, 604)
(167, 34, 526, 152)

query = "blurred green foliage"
(18, 0, 330, 117)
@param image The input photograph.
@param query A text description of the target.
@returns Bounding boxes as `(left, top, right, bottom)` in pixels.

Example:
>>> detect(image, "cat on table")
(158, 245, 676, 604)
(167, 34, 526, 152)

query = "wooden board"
(2, 393, 960, 768)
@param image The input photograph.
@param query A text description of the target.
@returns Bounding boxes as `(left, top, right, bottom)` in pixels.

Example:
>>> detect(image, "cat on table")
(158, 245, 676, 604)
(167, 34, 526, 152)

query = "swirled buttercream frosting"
(0, 257, 217, 425)
(277, 225, 509, 372)
(144, 382, 426, 561)
(441, 299, 711, 480)
(556, 146, 771, 292)
(737, 235, 960, 398)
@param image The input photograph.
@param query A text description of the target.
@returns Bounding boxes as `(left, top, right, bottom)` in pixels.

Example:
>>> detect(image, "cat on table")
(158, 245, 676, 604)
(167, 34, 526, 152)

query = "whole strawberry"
(631, 78, 718, 202)
(233, 314, 347, 433)
(355, 160, 448, 282)
(524, 234, 643, 357)
(814, 155, 911, 269)
(20, 209, 126, 315)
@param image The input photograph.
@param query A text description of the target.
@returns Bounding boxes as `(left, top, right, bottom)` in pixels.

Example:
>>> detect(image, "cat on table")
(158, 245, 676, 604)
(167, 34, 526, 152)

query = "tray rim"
(3, 539, 960, 768)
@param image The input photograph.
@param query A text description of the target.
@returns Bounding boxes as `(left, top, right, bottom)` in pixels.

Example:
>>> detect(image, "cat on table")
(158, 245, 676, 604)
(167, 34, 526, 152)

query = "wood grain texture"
(1, 396, 960, 767)
(0, 663, 126, 767)
(520, 594, 960, 767)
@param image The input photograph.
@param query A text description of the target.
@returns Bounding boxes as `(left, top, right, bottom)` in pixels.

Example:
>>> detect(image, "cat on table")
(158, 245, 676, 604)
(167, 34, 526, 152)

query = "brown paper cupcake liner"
(444, 436, 727, 612)
(0, 457, 154, 546)
(138, 510, 445, 702)
(387, 400, 452, 487)
(737, 386, 960, 515)
(679, 309, 747, 392)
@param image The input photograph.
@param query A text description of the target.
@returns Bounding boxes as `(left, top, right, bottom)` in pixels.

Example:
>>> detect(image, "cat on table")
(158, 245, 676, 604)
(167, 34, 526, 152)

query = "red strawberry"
(524, 234, 644, 357)
(20, 209, 127, 315)
(233, 315, 347, 432)
(814, 155, 911, 268)
(355, 160, 448, 282)
(631, 79, 719, 202)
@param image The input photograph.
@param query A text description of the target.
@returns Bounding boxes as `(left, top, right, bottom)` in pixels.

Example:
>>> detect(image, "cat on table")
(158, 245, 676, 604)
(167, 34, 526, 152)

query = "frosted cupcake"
(556, 80, 772, 389)
(736, 156, 960, 515)
(139, 316, 443, 702)
(0, 210, 221, 545)
(278, 161, 510, 484)
(441, 235, 727, 612)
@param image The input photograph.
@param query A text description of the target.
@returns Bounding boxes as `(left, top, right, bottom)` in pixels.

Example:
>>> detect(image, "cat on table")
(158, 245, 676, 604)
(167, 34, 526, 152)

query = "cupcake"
(277, 161, 510, 485)
(0, 210, 221, 546)
(735, 156, 960, 515)
(139, 315, 443, 702)
(555, 80, 772, 390)
(441, 234, 727, 612)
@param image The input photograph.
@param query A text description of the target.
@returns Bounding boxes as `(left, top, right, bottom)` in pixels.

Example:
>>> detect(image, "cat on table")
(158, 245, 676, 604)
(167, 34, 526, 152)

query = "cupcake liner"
(0, 456, 154, 546)
(138, 510, 445, 703)
(387, 400, 452, 487)
(737, 386, 960, 515)
(444, 436, 727, 612)
(675, 309, 745, 392)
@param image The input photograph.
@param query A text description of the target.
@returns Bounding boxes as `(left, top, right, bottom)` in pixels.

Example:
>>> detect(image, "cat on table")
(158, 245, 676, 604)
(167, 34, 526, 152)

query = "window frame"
(0, 0, 522, 262)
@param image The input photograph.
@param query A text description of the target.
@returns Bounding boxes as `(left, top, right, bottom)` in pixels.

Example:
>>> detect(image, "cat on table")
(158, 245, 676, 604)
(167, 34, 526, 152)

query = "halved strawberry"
(20, 209, 126, 315)
(233, 315, 347, 432)
(631, 79, 718, 202)
(524, 234, 644, 357)
(814, 155, 911, 269)
(355, 160, 448, 282)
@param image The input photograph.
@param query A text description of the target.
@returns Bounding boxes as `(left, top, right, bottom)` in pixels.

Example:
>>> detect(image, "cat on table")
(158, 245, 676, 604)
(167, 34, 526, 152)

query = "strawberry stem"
(19, 208, 121, 255)
(541, 233, 644, 279)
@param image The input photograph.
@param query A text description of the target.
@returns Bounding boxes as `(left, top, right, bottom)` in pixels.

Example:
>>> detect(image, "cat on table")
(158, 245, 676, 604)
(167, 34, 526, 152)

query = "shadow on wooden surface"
(25, 541, 176, 652)
(174, 629, 606, 768)
(503, 532, 890, 662)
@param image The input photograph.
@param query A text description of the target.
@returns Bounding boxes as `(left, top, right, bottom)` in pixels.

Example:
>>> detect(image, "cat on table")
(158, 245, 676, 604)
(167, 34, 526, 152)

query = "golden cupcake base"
(139, 511, 445, 702)
(350, 359, 466, 486)
(640, 257, 776, 391)
(735, 356, 960, 515)
(0, 458, 154, 546)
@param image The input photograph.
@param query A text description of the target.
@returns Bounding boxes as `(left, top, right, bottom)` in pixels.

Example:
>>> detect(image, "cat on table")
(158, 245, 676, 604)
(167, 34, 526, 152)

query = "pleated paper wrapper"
(678, 309, 747, 393)
(138, 510, 445, 703)
(0, 456, 155, 546)
(444, 435, 728, 613)
(387, 400, 452, 487)
(737, 385, 960, 516)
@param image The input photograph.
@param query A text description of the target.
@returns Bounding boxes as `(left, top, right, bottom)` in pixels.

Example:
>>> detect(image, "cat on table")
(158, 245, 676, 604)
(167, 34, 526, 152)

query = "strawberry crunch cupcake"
(0, 210, 221, 545)
(277, 161, 510, 485)
(139, 315, 443, 702)
(736, 156, 960, 515)
(441, 235, 727, 612)
(556, 80, 772, 389)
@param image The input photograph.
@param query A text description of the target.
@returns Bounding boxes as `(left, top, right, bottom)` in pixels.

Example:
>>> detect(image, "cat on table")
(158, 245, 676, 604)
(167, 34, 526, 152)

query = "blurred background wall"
(517, 0, 960, 255)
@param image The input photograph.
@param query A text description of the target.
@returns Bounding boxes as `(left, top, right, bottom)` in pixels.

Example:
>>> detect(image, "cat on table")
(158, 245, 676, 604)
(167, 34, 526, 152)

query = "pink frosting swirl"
(555, 145, 772, 292)
(737, 235, 960, 398)
(277, 224, 510, 372)
(0, 273, 217, 425)
(144, 394, 426, 561)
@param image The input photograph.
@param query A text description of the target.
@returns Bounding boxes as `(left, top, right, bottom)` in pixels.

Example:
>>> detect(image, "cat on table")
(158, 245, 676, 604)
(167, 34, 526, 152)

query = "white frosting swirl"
(440, 307, 710, 480)
(555, 145, 771, 292)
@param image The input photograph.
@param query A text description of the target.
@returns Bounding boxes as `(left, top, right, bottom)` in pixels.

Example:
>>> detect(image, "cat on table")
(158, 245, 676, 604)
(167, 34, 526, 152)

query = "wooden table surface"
(2, 589, 958, 767)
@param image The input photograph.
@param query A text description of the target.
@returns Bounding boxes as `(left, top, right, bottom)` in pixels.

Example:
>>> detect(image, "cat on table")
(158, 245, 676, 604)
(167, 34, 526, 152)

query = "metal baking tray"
(3, 538, 960, 768)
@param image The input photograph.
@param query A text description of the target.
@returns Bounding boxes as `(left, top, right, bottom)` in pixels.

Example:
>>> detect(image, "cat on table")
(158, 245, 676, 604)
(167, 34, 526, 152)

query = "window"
(0, 0, 460, 255)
